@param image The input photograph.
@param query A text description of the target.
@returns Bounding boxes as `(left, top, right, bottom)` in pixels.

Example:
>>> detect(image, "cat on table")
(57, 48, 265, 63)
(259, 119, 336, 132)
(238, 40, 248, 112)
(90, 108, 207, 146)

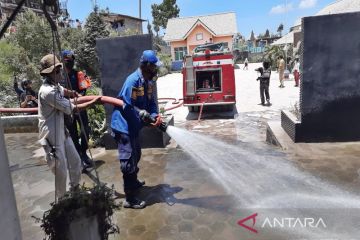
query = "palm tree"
(264, 45, 285, 70)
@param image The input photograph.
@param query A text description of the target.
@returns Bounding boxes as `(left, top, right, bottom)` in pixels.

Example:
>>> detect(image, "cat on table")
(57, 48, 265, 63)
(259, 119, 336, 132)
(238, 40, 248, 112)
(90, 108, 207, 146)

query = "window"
(195, 69, 222, 92)
(196, 33, 203, 41)
(174, 47, 187, 61)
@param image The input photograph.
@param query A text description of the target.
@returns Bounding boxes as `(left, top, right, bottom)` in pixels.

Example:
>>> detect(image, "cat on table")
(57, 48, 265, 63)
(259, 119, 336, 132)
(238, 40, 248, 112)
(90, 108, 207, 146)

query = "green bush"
(158, 53, 171, 77)
(85, 87, 106, 147)
(38, 184, 120, 240)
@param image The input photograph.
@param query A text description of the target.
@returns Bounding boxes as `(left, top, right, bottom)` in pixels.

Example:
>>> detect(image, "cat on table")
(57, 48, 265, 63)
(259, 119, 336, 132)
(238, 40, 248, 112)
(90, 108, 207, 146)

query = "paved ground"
(5, 63, 360, 239)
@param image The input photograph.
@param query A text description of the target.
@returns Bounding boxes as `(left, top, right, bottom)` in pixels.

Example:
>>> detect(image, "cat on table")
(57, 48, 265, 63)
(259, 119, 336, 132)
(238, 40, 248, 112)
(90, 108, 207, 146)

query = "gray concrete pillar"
(0, 118, 22, 240)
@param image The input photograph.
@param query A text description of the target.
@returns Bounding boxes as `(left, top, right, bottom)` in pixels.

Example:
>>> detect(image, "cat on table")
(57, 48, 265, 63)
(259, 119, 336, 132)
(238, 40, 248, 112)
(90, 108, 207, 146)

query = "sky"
(67, 0, 336, 38)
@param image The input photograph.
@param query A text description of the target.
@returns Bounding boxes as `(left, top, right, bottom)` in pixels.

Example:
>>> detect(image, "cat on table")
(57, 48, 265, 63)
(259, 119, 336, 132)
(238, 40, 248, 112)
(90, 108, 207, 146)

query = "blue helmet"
(140, 50, 162, 66)
(61, 50, 75, 60)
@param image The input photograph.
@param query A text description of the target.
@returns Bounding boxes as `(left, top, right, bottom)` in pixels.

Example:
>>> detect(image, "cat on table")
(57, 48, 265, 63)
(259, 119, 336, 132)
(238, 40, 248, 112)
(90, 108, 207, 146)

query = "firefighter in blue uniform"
(111, 50, 163, 209)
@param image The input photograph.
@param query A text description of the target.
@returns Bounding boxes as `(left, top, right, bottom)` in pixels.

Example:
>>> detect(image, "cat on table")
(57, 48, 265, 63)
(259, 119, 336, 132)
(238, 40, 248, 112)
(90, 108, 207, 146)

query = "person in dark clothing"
(111, 50, 163, 209)
(13, 75, 24, 102)
(19, 79, 38, 109)
(256, 61, 271, 106)
(61, 50, 92, 169)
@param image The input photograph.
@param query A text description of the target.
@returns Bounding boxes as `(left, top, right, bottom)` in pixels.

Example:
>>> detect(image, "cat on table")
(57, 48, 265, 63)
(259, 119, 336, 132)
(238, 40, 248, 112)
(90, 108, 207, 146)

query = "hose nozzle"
(138, 110, 168, 132)
(158, 122, 168, 132)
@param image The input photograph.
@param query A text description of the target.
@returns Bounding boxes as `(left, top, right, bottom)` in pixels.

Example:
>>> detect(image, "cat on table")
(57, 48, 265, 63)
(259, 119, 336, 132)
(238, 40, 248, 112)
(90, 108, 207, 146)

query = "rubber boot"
(123, 189, 146, 209)
(134, 174, 145, 189)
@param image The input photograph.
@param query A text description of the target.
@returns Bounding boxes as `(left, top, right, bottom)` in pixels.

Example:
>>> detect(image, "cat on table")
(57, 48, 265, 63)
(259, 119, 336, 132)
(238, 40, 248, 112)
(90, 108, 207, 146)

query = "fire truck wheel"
(188, 106, 199, 112)
(225, 104, 234, 112)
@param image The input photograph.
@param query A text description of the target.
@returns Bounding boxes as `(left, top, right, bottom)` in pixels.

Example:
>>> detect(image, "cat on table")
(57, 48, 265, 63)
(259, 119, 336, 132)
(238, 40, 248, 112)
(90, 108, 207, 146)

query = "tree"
(77, 11, 109, 84)
(8, 10, 84, 83)
(263, 45, 290, 70)
(147, 20, 152, 36)
(151, 0, 180, 35)
(60, 27, 85, 52)
(264, 29, 270, 38)
(250, 30, 256, 41)
(7, 10, 56, 86)
(277, 23, 284, 36)
(10, 10, 53, 68)
(153, 24, 160, 37)
(0, 9, 84, 107)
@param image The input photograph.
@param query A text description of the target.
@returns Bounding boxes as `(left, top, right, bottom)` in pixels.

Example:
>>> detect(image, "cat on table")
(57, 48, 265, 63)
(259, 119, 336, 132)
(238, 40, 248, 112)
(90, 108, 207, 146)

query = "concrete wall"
(96, 34, 153, 129)
(96, 34, 172, 149)
(0, 120, 22, 239)
(125, 18, 143, 34)
(298, 12, 360, 141)
(1, 115, 38, 133)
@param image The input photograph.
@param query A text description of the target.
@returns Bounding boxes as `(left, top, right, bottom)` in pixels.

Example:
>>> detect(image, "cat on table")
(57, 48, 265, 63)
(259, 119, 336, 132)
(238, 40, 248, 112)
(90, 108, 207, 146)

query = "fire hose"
(0, 95, 175, 132)
(158, 97, 184, 112)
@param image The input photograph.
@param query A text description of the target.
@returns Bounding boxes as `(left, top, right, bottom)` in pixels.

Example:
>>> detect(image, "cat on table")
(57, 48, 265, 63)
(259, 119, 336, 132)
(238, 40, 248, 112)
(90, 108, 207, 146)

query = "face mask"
(141, 63, 159, 80)
(65, 61, 74, 70)
(150, 68, 158, 80)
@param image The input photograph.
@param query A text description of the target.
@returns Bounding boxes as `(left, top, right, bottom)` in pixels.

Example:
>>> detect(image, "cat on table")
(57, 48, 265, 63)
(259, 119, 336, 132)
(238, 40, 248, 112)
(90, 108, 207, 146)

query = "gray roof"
(294, 0, 360, 26)
(316, 0, 360, 16)
(271, 31, 294, 46)
(163, 12, 237, 41)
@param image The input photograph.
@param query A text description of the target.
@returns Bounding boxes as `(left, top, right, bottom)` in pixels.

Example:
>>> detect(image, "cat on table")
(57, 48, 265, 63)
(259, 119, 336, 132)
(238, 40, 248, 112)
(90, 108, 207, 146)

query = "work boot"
(123, 190, 146, 209)
(81, 153, 94, 167)
(133, 179, 146, 189)
(267, 100, 271, 106)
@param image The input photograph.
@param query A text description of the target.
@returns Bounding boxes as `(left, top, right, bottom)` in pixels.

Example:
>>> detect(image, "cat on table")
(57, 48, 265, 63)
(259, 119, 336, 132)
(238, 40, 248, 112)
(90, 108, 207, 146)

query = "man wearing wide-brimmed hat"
(38, 54, 100, 198)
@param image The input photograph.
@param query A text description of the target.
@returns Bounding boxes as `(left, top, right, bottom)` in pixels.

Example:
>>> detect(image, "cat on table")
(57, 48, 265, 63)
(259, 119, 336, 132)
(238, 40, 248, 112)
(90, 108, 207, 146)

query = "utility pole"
(0, 119, 22, 240)
(139, 0, 141, 19)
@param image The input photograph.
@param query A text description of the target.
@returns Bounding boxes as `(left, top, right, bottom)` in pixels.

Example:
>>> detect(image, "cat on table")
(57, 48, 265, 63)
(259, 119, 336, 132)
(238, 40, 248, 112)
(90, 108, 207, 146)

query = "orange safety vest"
(77, 71, 91, 90)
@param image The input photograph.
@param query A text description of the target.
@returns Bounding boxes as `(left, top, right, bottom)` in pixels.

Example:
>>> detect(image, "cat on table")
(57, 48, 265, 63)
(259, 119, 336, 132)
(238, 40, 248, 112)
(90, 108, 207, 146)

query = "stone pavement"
(5, 63, 360, 239)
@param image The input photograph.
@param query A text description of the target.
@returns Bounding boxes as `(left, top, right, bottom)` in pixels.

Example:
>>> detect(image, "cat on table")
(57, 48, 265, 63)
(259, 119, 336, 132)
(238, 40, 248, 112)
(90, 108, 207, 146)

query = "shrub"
(86, 87, 106, 147)
(38, 184, 120, 240)
(157, 53, 171, 77)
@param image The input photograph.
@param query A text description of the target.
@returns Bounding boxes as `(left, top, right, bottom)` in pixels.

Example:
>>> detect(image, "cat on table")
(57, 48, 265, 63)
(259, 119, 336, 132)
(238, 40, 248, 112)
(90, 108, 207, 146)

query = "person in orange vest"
(61, 50, 93, 170)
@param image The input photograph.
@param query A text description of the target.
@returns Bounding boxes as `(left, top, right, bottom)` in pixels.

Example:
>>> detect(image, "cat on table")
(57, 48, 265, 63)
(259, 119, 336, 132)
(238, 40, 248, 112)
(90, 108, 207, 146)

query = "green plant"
(151, 0, 180, 36)
(263, 45, 284, 70)
(159, 106, 165, 116)
(290, 101, 301, 121)
(264, 45, 293, 70)
(158, 53, 171, 72)
(86, 87, 106, 146)
(38, 184, 120, 240)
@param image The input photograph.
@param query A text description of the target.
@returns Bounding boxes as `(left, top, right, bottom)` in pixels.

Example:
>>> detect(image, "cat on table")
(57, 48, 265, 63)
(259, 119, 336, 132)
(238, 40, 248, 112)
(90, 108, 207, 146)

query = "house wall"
(124, 17, 143, 34)
(168, 24, 234, 70)
(213, 36, 233, 49)
(103, 15, 143, 34)
(186, 24, 213, 51)
(170, 40, 187, 61)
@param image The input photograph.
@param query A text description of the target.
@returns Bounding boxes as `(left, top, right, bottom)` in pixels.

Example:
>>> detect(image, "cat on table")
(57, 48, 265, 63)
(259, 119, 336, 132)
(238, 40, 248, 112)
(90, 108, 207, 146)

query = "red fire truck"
(182, 42, 236, 112)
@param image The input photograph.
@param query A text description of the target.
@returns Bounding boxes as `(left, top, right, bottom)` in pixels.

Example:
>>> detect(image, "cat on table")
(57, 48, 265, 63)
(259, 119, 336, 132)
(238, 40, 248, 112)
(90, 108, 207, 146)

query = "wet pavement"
(5, 64, 360, 239)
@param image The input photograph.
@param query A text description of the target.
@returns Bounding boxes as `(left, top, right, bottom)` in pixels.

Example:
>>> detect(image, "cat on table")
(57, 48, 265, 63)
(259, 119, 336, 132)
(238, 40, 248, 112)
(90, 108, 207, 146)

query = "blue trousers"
(116, 133, 141, 191)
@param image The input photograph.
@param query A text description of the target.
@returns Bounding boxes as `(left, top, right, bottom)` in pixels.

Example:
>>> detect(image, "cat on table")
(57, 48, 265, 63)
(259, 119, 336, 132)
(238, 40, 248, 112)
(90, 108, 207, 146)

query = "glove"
(139, 110, 151, 123)
(151, 115, 163, 127)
